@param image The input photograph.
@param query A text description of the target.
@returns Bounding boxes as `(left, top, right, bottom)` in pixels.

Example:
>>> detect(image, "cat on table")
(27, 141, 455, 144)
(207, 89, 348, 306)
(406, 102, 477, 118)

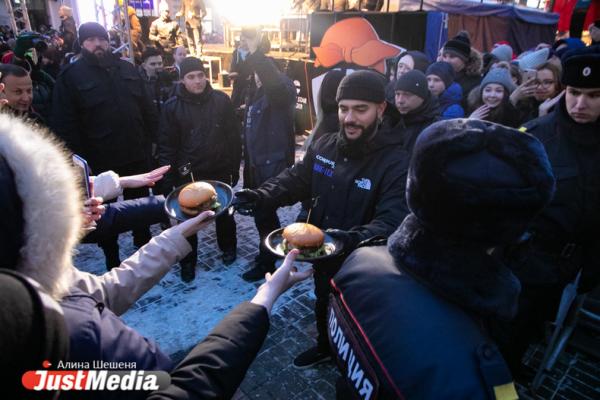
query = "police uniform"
(495, 46, 600, 371)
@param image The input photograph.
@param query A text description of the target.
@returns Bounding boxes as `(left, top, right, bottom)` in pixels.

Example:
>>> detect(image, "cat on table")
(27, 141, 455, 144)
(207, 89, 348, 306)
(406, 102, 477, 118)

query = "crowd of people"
(0, 6, 599, 399)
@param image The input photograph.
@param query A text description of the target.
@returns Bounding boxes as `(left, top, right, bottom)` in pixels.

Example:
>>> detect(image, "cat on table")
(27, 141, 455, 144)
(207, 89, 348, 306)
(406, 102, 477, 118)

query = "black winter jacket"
(148, 302, 269, 399)
(138, 66, 177, 116)
(256, 113, 410, 246)
(158, 83, 241, 191)
(511, 99, 600, 292)
(393, 95, 440, 154)
(330, 214, 517, 399)
(456, 70, 481, 107)
(229, 49, 253, 109)
(243, 51, 296, 189)
(51, 54, 158, 173)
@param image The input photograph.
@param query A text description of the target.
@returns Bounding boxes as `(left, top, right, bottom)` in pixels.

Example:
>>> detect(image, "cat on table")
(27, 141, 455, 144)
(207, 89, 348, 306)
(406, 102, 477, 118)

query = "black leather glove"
(232, 189, 261, 216)
(325, 229, 361, 255)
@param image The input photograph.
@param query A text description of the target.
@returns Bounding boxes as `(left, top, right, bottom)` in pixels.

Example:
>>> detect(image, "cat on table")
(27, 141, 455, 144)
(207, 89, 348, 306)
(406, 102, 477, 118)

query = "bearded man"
(51, 22, 158, 269)
(234, 70, 410, 368)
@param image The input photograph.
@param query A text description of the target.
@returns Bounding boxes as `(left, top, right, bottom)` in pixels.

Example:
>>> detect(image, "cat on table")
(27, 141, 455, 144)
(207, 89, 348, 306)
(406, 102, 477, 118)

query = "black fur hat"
(561, 45, 600, 88)
(407, 119, 555, 245)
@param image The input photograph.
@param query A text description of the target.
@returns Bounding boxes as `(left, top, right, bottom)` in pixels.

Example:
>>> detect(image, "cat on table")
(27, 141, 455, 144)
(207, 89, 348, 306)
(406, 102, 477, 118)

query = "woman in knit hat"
(426, 61, 464, 119)
(469, 67, 520, 127)
(510, 61, 564, 123)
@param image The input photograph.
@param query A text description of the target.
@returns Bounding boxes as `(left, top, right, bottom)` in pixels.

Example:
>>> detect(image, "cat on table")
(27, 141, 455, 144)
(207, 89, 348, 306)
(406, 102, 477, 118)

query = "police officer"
(329, 119, 555, 399)
(234, 70, 410, 368)
(494, 46, 600, 375)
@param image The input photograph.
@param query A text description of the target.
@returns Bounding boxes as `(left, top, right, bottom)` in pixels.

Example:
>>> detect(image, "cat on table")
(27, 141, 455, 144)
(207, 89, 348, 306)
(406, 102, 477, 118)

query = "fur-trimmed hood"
(0, 113, 83, 300)
(388, 214, 520, 320)
(465, 48, 483, 77)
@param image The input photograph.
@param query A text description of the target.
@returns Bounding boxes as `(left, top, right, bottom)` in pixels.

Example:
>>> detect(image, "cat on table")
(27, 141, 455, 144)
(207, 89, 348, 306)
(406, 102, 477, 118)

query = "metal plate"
(164, 180, 233, 222)
(265, 227, 344, 263)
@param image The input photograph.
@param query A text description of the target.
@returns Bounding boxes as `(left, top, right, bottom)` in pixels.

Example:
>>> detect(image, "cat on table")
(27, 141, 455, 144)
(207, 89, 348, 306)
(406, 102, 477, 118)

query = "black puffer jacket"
(158, 83, 241, 191)
(511, 98, 600, 292)
(256, 110, 410, 245)
(51, 53, 158, 173)
(393, 95, 440, 154)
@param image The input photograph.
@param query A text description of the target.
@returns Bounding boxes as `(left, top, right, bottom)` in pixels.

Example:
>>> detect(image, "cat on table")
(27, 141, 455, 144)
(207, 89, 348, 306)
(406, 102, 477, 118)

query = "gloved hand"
(325, 229, 361, 255)
(232, 189, 261, 216)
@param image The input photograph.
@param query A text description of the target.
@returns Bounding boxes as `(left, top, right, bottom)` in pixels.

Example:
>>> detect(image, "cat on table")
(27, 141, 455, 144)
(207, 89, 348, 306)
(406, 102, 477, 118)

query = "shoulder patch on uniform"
(493, 382, 518, 400)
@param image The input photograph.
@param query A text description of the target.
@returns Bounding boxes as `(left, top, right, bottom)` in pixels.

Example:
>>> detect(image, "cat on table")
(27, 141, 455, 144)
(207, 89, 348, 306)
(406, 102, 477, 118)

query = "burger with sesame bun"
(178, 182, 220, 216)
(281, 223, 327, 258)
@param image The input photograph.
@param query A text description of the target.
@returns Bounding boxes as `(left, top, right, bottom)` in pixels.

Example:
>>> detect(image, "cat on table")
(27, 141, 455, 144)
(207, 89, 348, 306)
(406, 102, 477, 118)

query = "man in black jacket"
(240, 31, 297, 282)
(493, 46, 600, 375)
(159, 57, 241, 282)
(235, 70, 410, 368)
(393, 69, 440, 154)
(51, 22, 158, 269)
(139, 47, 177, 115)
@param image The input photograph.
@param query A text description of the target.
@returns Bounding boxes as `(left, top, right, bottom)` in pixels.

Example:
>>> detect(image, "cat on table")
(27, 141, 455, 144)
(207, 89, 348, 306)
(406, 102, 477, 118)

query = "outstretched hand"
(119, 165, 171, 189)
(251, 249, 314, 314)
(171, 210, 215, 238)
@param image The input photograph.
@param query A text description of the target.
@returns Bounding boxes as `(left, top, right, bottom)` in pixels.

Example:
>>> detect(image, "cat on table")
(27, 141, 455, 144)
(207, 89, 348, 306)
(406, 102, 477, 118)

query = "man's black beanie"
(179, 56, 205, 79)
(78, 22, 109, 44)
(336, 70, 386, 103)
(394, 70, 430, 100)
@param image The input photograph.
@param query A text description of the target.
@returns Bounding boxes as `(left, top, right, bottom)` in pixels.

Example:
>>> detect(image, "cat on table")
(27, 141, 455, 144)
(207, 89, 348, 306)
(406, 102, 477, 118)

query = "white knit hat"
(517, 48, 550, 71)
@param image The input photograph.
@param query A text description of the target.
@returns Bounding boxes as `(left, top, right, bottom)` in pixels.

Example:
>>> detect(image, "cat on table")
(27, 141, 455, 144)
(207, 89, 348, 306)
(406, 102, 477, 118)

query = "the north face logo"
(355, 178, 371, 190)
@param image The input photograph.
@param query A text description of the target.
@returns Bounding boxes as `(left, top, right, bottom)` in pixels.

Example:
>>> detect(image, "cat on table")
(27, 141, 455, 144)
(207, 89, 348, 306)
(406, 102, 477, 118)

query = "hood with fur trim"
(0, 113, 83, 300)
(465, 48, 483, 77)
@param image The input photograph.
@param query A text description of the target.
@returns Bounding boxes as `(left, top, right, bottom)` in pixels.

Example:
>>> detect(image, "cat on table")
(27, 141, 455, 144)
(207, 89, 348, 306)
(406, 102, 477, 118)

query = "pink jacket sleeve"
(67, 228, 192, 315)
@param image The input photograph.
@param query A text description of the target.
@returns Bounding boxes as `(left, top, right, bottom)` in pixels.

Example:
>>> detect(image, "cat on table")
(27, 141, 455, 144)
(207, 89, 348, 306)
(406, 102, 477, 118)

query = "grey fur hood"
(0, 113, 83, 300)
